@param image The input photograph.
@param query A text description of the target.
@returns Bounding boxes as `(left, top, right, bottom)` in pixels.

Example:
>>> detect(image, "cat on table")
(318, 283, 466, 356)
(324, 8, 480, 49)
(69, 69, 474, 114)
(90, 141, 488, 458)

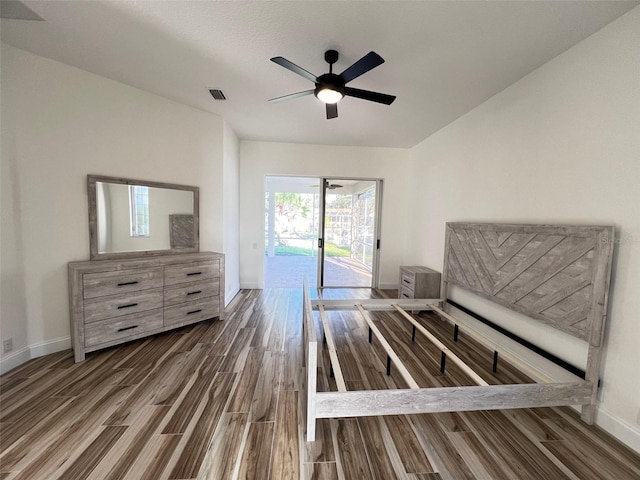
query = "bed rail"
(302, 279, 318, 441)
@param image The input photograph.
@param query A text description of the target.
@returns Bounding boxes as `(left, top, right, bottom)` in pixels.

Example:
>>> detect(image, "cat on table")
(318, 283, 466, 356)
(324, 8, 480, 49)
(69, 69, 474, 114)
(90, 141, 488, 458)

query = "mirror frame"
(87, 175, 200, 260)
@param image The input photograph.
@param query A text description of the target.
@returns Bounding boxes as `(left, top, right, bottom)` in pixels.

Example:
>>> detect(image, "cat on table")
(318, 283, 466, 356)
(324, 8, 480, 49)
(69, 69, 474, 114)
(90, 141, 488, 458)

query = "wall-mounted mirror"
(88, 175, 199, 260)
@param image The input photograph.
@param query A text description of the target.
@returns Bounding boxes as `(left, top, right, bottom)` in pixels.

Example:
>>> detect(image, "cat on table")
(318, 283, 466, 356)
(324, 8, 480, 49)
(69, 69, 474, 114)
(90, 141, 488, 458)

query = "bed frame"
(302, 222, 614, 441)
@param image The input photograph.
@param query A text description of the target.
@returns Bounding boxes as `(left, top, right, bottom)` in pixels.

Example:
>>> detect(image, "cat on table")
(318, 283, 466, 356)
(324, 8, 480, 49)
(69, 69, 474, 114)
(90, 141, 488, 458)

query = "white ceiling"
(2, 1, 637, 148)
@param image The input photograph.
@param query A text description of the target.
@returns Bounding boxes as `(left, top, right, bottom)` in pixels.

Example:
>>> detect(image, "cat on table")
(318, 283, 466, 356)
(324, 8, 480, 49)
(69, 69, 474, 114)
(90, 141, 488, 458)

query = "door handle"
(318, 238, 323, 248)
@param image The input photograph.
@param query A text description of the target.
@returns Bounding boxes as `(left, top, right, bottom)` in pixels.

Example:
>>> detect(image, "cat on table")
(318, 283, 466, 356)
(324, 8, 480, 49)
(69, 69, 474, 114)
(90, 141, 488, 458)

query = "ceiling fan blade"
(270, 57, 317, 83)
(326, 103, 338, 119)
(344, 87, 396, 105)
(0, 1, 44, 20)
(268, 90, 314, 103)
(340, 51, 385, 84)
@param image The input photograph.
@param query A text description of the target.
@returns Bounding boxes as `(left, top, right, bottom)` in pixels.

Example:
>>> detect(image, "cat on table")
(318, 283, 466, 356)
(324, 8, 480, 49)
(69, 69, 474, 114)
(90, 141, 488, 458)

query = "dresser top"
(69, 251, 224, 273)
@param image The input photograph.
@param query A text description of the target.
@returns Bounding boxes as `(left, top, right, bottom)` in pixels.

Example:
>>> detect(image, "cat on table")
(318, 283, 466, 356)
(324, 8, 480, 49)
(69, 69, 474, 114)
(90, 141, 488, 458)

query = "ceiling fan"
(311, 181, 343, 190)
(269, 49, 396, 119)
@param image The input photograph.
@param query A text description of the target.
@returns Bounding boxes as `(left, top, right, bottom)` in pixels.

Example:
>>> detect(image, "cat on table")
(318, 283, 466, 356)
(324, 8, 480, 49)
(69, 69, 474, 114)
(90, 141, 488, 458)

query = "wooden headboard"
(442, 223, 615, 347)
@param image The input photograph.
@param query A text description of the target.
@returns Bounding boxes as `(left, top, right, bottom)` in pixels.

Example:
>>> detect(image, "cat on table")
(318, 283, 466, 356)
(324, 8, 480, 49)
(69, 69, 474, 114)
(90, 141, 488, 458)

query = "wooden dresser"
(398, 266, 441, 299)
(69, 252, 224, 362)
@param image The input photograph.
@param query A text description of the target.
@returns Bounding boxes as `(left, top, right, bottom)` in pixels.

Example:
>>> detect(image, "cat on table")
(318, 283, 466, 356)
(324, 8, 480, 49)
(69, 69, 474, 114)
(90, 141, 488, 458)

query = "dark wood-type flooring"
(1, 288, 639, 479)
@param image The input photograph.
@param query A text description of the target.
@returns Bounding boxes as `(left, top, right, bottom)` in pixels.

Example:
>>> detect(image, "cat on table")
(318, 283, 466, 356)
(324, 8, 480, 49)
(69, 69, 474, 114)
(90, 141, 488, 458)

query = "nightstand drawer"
(83, 268, 163, 299)
(400, 285, 414, 299)
(400, 271, 415, 289)
(84, 309, 163, 347)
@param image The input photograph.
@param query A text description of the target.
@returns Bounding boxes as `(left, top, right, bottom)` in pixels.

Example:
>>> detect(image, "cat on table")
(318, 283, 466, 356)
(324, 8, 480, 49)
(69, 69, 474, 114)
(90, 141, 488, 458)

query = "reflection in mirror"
(88, 175, 199, 259)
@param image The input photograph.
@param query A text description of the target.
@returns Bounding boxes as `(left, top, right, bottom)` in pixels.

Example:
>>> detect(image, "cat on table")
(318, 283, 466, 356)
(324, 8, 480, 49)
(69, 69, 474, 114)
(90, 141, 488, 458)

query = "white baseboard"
(379, 282, 398, 290)
(0, 336, 71, 375)
(225, 286, 241, 306)
(0, 346, 31, 375)
(240, 282, 263, 290)
(29, 336, 71, 358)
(597, 406, 640, 453)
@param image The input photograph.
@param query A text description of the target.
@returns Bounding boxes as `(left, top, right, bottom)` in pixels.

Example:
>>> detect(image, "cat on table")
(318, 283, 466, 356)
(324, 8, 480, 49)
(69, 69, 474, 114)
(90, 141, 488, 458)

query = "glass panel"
(322, 180, 376, 287)
(264, 176, 320, 288)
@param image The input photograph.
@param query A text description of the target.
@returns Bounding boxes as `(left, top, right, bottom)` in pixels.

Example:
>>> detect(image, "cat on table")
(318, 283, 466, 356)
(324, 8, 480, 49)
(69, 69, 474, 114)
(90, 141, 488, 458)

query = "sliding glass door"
(264, 176, 382, 288)
(318, 178, 382, 288)
(264, 176, 320, 287)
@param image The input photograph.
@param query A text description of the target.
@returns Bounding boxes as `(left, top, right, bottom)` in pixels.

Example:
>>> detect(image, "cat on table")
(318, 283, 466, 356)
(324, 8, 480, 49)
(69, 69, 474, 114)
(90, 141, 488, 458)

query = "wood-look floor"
(1, 288, 639, 480)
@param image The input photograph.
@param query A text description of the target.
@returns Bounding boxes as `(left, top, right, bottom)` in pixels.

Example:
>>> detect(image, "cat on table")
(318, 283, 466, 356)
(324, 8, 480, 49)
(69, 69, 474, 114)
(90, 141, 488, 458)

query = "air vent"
(209, 89, 227, 101)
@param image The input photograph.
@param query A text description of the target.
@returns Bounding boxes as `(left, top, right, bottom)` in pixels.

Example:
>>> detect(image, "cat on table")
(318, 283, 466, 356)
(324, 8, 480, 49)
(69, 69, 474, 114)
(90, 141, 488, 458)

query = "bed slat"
(355, 304, 420, 389)
(393, 305, 488, 386)
(318, 305, 347, 392)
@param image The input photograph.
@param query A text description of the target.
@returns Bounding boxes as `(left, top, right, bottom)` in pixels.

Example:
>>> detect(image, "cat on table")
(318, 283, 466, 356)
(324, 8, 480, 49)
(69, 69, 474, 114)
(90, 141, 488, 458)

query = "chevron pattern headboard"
(443, 223, 615, 346)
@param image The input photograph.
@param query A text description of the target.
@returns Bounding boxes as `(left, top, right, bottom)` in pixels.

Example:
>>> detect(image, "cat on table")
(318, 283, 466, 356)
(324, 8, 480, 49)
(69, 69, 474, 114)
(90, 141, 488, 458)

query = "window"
(129, 185, 150, 237)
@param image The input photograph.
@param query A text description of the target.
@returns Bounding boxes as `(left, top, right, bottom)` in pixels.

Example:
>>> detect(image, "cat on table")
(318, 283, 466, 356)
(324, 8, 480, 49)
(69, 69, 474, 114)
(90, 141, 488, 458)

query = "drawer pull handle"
(117, 303, 138, 310)
(118, 325, 138, 332)
(187, 309, 202, 315)
(402, 294, 409, 298)
(118, 281, 139, 287)
(403, 279, 411, 284)
(187, 272, 202, 277)
(187, 290, 202, 296)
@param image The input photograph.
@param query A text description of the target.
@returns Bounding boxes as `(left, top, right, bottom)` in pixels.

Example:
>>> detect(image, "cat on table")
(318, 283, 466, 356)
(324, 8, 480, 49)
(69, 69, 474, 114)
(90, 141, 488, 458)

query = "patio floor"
(264, 255, 372, 288)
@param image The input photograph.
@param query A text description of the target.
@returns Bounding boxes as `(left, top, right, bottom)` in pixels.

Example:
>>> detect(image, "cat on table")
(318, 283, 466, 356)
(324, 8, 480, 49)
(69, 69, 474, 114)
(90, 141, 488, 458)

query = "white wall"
(406, 7, 640, 450)
(222, 122, 241, 303)
(1, 84, 30, 370)
(239, 141, 410, 289)
(0, 44, 233, 372)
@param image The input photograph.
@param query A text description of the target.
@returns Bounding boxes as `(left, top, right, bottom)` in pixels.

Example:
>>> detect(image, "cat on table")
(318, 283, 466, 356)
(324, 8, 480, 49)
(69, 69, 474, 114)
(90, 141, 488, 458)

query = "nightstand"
(398, 266, 441, 299)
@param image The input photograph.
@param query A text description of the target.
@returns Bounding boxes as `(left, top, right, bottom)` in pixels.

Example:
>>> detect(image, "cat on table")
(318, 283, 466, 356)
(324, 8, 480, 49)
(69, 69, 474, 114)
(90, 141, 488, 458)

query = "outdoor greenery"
(274, 192, 310, 222)
(266, 189, 358, 258)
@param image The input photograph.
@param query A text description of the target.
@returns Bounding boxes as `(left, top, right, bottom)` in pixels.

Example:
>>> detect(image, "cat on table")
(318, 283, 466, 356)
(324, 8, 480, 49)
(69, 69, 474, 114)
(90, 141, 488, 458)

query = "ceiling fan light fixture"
(315, 87, 344, 104)
(269, 50, 394, 119)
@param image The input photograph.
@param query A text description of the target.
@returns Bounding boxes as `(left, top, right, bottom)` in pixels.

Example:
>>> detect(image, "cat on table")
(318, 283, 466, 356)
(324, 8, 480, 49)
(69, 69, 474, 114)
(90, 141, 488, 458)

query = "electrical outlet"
(3, 338, 13, 353)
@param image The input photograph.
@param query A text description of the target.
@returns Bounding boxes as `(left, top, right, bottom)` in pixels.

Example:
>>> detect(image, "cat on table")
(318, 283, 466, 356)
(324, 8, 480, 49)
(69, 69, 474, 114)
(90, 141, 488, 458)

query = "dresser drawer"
(83, 268, 163, 299)
(83, 288, 163, 324)
(84, 308, 163, 347)
(164, 261, 219, 286)
(164, 298, 220, 327)
(164, 279, 220, 307)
